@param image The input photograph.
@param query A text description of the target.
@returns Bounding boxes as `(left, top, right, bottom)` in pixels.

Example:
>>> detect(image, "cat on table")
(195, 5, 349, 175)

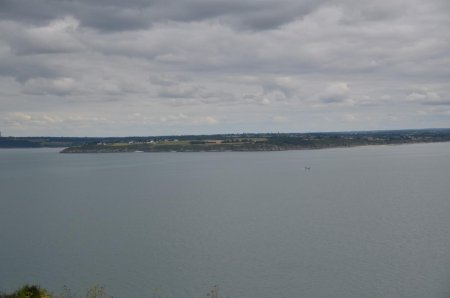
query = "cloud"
(243, 90, 288, 106)
(0, 0, 328, 31)
(272, 115, 289, 123)
(318, 82, 350, 104)
(4, 112, 63, 129)
(341, 113, 359, 122)
(1, 16, 84, 55)
(1, 0, 450, 136)
(406, 89, 450, 105)
(22, 77, 78, 95)
(157, 84, 200, 99)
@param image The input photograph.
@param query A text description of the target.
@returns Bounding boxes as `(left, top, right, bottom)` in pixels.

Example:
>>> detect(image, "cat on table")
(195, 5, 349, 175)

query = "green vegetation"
(0, 284, 109, 298)
(1, 284, 223, 298)
(58, 129, 450, 153)
(0, 285, 50, 298)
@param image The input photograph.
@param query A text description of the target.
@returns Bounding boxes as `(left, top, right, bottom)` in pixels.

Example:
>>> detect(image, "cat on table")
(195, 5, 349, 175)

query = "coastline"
(59, 139, 450, 153)
(2, 129, 450, 153)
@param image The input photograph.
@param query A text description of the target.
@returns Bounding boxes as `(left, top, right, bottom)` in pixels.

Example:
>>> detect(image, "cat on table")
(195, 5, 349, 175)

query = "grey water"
(1, 143, 450, 298)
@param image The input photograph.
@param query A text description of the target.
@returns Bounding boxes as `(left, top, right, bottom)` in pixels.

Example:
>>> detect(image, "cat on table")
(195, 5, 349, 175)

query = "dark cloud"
(0, 0, 327, 31)
(0, 57, 62, 82)
(0, 0, 66, 25)
(2, 0, 448, 33)
(0, 0, 151, 31)
(176, 0, 327, 30)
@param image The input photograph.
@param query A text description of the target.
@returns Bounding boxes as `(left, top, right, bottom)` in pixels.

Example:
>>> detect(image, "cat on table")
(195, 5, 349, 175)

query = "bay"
(1, 143, 450, 297)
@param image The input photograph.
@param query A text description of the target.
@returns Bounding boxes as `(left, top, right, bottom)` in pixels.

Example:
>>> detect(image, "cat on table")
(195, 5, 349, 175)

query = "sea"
(1, 143, 450, 298)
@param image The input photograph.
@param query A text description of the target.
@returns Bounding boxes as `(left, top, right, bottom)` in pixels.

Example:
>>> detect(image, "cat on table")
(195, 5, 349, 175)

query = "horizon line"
(2, 127, 450, 139)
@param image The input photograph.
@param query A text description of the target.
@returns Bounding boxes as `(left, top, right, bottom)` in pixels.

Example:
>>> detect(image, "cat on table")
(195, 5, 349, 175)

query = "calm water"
(1, 143, 450, 298)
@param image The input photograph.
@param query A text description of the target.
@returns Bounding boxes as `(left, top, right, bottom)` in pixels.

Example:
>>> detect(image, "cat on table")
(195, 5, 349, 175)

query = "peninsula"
(56, 129, 450, 153)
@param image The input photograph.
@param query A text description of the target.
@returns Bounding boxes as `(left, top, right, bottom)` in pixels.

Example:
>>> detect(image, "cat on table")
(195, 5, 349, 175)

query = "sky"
(0, 0, 449, 136)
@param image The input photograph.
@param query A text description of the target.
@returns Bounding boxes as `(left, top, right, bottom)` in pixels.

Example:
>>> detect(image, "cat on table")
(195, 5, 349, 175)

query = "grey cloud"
(2, 0, 448, 34)
(0, 0, 328, 31)
(149, 73, 192, 86)
(407, 90, 450, 106)
(157, 82, 237, 106)
(1, 0, 450, 136)
(316, 82, 351, 104)
(1, 17, 84, 55)
(157, 84, 200, 99)
(22, 77, 78, 96)
(243, 90, 287, 106)
(78, 7, 151, 31)
(0, 56, 62, 82)
(260, 76, 300, 97)
(422, 100, 450, 106)
(0, 0, 153, 31)
(182, 0, 327, 30)
(336, 0, 408, 24)
(0, 0, 67, 25)
(319, 95, 347, 104)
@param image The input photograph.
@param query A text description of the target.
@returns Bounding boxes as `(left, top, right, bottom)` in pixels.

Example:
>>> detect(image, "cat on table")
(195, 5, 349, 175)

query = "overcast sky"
(1, 0, 449, 136)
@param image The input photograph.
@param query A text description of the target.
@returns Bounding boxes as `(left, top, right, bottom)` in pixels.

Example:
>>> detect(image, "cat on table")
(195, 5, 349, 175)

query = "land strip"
(2, 129, 450, 153)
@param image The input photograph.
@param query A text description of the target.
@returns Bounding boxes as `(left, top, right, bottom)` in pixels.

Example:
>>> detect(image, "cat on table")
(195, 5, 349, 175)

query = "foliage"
(0, 285, 50, 298)
(1, 284, 227, 298)
(0, 285, 111, 298)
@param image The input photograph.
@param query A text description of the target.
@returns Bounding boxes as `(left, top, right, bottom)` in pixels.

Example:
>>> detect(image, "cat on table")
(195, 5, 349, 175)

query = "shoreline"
(59, 139, 450, 153)
(2, 129, 450, 153)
